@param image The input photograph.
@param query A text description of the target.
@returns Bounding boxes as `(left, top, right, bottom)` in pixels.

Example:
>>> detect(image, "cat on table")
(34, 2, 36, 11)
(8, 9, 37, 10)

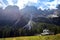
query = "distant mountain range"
(0, 5, 60, 27)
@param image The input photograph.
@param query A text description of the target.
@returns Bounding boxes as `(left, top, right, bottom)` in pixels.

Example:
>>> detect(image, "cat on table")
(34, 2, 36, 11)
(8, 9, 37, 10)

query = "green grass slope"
(0, 35, 60, 40)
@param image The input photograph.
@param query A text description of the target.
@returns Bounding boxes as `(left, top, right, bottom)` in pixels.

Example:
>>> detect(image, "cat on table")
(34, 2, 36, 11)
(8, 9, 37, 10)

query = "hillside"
(0, 35, 60, 40)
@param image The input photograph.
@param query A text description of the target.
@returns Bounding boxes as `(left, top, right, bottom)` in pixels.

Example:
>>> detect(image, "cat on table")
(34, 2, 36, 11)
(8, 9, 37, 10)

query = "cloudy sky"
(0, 0, 60, 9)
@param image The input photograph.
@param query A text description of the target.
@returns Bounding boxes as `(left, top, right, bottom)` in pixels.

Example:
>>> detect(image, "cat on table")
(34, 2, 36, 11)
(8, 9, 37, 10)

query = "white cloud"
(0, 0, 38, 9)
(0, 0, 7, 9)
(28, 0, 38, 3)
(16, 0, 38, 9)
(16, 0, 28, 9)
(7, 0, 13, 5)
(38, 0, 59, 9)
(47, 0, 58, 9)
(58, 0, 60, 4)
(0, 1, 2, 7)
(0, 0, 60, 9)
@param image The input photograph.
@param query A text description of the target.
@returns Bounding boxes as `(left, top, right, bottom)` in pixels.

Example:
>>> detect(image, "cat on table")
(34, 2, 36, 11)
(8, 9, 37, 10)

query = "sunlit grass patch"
(0, 35, 60, 40)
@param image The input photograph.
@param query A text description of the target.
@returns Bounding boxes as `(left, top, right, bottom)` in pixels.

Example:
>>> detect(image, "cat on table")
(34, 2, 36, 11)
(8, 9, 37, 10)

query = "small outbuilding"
(41, 29, 54, 35)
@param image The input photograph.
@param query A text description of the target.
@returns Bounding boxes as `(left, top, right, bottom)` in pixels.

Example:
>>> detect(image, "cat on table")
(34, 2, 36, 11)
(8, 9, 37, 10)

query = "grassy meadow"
(0, 34, 60, 40)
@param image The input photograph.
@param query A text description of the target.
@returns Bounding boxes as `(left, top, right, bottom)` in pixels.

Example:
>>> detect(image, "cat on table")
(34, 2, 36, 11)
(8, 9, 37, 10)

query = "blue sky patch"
(12, 0, 18, 4)
(48, 0, 54, 2)
(2, 0, 8, 5)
